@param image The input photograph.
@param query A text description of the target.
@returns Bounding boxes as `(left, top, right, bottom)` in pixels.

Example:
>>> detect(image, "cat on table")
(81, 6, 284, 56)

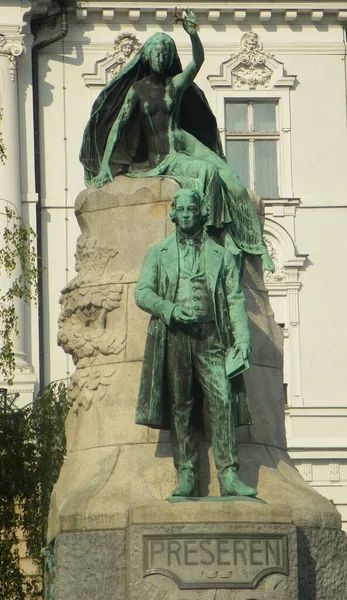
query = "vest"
(174, 240, 214, 322)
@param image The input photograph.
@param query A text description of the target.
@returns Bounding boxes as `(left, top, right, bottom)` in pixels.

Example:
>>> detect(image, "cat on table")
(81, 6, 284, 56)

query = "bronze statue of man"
(135, 189, 257, 498)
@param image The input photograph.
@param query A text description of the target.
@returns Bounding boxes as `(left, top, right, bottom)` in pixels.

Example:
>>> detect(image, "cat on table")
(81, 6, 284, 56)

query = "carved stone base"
(53, 501, 347, 600)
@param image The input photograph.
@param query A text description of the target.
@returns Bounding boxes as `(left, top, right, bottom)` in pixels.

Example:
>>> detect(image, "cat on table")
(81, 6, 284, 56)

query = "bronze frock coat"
(134, 231, 251, 430)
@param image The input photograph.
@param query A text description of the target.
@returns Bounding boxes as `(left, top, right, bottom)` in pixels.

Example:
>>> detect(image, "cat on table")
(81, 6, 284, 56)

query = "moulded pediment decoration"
(208, 32, 297, 90)
(263, 221, 307, 285)
(264, 235, 288, 283)
(83, 32, 141, 88)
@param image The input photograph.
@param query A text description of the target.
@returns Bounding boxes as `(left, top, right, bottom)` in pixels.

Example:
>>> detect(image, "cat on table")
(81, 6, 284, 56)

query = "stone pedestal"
(50, 177, 347, 599)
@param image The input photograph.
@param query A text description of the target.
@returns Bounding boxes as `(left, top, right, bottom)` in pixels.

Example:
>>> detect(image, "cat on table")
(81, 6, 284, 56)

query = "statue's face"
(175, 195, 202, 234)
(121, 41, 133, 57)
(149, 42, 171, 74)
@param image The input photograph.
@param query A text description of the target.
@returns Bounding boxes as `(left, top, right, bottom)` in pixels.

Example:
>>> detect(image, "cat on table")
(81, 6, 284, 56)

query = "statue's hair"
(169, 188, 210, 223)
(142, 33, 177, 70)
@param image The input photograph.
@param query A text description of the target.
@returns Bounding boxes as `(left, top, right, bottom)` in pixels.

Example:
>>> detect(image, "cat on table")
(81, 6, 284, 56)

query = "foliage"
(0, 95, 65, 600)
(0, 382, 69, 599)
(0, 204, 38, 384)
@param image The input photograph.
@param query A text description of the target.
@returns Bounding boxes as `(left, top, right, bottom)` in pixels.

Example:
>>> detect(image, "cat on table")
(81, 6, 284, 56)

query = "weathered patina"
(80, 9, 274, 272)
(135, 189, 257, 498)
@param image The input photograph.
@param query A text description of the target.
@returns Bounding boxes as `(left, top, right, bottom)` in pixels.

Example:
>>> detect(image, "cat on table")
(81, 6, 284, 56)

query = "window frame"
(208, 86, 295, 199)
(224, 99, 281, 197)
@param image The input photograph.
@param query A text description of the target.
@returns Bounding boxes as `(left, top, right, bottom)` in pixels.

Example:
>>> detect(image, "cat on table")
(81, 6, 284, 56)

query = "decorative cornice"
(263, 197, 301, 218)
(43, 41, 345, 56)
(0, 35, 24, 81)
(67, 2, 347, 23)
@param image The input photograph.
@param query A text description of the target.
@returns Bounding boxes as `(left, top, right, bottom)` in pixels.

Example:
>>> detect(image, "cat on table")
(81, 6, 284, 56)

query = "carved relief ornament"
(83, 32, 141, 87)
(58, 234, 126, 411)
(58, 235, 125, 362)
(106, 32, 141, 79)
(264, 235, 287, 283)
(232, 32, 273, 88)
(208, 31, 297, 91)
(0, 34, 24, 81)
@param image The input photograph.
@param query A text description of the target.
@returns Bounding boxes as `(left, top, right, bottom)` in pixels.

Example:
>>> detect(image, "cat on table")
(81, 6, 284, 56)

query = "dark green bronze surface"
(167, 496, 266, 504)
(80, 9, 274, 271)
(135, 189, 257, 498)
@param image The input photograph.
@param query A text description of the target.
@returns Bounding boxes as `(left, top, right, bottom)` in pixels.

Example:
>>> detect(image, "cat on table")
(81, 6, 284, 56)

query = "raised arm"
(173, 8, 204, 90)
(92, 86, 138, 188)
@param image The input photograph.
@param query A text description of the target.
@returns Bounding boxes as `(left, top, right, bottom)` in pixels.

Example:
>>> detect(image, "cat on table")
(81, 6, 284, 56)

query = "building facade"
(1, 0, 346, 528)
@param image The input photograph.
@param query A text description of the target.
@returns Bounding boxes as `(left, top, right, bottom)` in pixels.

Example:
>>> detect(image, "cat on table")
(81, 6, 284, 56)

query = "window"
(225, 101, 279, 197)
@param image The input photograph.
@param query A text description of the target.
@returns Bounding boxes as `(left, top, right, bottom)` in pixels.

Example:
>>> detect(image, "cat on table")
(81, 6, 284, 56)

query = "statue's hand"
(172, 305, 197, 324)
(232, 342, 251, 361)
(182, 8, 198, 35)
(91, 165, 113, 188)
(261, 251, 275, 273)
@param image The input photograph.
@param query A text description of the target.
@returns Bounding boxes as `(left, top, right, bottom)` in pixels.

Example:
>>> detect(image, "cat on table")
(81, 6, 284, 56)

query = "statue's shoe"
(172, 469, 197, 497)
(218, 470, 257, 498)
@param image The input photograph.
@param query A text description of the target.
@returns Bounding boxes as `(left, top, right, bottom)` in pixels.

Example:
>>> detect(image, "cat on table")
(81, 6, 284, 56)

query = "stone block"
(147, 428, 171, 444)
(79, 201, 168, 283)
(244, 365, 287, 448)
(52, 502, 347, 600)
(266, 446, 342, 528)
(75, 175, 180, 216)
(54, 530, 126, 600)
(129, 499, 293, 526)
(245, 288, 283, 370)
(297, 527, 347, 600)
(75, 176, 180, 286)
(128, 520, 298, 599)
(47, 446, 120, 541)
(92, 442, 176, 504)
(67, 361, 147, 451)
(242, 253, 267, 293)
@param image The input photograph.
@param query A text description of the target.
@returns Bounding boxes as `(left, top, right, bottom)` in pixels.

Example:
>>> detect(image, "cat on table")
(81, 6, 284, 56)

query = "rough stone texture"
(65, 362, 147, 452)
(52, 519, 347, 600)
(129, 500, 293, 526)
(54, 530, 126, 600)
(297, 527, 347, 600)
(48, 446, 121, 540)
(49, 177, 346, 598)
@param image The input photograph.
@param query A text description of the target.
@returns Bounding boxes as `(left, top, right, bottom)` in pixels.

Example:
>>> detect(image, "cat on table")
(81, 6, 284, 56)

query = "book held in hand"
(225, 347, 250, 379)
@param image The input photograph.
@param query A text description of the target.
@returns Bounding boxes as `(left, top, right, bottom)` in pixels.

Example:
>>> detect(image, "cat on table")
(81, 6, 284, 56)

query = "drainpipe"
(32, 0, 68, 391)
(344, 27, 347, 153)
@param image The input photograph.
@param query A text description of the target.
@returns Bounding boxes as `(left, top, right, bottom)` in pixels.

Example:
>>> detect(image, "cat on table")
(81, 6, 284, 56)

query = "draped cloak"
(80, 33, 267, 257)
